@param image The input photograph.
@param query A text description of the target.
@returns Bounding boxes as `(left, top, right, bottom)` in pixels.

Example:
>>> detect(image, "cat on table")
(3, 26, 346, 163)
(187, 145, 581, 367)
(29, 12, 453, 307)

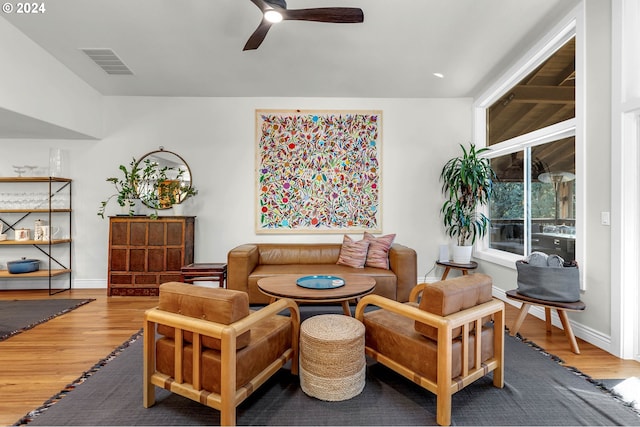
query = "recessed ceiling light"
(433, 73, 445, 79)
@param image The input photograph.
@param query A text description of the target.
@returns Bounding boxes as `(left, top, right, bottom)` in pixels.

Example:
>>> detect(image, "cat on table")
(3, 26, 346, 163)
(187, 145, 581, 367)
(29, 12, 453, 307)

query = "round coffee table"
(257, 274, 376, 316)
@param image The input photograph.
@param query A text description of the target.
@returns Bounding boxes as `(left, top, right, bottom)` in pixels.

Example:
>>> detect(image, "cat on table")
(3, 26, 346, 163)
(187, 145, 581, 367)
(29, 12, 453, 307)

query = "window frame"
(472, 4, 585, 283)
(612, 0, 640, 360)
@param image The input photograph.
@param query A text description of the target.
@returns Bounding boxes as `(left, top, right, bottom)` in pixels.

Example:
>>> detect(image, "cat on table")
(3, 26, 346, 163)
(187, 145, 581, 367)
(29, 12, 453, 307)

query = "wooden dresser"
(108, 216, 195, 296)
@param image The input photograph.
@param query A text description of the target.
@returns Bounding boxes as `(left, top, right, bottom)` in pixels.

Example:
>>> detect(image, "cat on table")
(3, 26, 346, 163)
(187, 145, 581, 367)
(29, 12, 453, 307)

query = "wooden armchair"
(355, 274, 504, 426)
(143, 282, 300, 426)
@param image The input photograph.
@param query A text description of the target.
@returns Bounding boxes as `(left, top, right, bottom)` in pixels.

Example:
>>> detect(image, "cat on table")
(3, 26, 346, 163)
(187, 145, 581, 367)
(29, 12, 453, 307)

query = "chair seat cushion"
(364, 306, 494, 381)
(156, 313, 293, 394)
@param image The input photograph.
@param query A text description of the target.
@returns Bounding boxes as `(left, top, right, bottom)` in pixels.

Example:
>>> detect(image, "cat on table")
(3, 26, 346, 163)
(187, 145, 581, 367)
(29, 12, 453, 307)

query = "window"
(487, 38, 575, 146)
(489, 137, 575, 261)
(474, 18, 580, 268)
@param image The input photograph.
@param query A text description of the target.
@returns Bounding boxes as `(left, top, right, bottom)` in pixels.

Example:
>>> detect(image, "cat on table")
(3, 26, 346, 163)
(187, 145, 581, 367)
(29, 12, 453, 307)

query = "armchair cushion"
(157, 282, 251, 350)
(415, 274, 493, 341)
(363, 308, 495, 381)
(155, 313, 293, 394)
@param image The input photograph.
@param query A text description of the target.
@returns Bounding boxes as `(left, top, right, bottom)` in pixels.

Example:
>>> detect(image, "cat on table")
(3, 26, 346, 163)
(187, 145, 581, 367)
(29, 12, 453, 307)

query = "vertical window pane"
(489, 153, 525, 255)
(531, 137, 576, 261)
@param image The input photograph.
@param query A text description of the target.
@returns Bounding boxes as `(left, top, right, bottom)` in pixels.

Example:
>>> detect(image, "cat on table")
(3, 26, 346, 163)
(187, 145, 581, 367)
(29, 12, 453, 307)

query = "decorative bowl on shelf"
(7, 257, 40, 274)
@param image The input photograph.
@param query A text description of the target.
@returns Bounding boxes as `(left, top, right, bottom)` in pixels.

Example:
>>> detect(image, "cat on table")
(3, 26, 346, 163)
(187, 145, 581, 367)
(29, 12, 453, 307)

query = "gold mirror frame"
(134, 147, 193, 210)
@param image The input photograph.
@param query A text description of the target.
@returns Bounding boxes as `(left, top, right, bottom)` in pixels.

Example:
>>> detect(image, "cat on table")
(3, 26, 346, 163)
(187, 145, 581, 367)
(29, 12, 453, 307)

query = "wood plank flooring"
(1, 289, 639, 426)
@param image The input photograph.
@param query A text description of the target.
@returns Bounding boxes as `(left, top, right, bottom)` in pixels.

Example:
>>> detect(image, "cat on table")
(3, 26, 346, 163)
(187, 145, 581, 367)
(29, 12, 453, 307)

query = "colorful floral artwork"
(256, 110, 382, 233)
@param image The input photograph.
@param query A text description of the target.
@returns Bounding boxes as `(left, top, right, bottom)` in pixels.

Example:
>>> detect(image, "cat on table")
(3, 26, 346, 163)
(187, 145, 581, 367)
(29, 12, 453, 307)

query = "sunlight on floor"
(612, 376, 640, 410)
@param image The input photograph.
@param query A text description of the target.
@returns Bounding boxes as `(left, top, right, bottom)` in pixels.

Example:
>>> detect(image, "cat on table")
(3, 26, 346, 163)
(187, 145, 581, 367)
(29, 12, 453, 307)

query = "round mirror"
(134, 147, 193, 210)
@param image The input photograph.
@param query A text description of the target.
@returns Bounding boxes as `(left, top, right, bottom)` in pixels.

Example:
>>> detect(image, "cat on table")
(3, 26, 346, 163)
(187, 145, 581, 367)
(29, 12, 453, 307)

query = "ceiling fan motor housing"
(265, 0, 286, 9)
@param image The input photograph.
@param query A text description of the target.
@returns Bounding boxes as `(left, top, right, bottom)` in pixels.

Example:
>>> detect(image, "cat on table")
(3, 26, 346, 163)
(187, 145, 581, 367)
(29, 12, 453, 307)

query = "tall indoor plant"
(440, 143, 496, 263)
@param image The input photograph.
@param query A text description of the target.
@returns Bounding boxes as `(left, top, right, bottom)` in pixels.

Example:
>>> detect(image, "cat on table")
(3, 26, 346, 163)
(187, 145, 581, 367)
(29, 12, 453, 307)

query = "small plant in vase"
(158, 179, 198, 215)
(97, 158, 142, 218)
(136, 158, 176, 211)
(440, 143, 496, 264)
(98, 156, 197, 219)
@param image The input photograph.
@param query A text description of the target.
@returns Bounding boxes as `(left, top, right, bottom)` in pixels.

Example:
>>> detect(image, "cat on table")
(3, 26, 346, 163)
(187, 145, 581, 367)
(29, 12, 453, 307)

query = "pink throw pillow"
(337, 235, 370, 268)
(363, 232, 396, 269)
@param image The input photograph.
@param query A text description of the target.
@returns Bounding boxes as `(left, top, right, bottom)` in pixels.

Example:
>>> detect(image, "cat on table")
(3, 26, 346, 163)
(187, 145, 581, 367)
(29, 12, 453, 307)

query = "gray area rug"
(15, 307, 640, 426)
(0, 299, 94, 341)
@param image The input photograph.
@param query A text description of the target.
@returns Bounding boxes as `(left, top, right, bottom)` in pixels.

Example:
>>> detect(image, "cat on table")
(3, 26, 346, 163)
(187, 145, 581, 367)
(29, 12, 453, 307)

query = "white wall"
(0, 17, 102, 139)
(0, 96, 472, 289)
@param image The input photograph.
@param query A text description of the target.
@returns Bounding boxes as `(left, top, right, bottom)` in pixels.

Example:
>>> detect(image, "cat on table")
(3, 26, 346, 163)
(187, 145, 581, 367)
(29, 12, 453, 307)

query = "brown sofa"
(227, 243, 417, 304)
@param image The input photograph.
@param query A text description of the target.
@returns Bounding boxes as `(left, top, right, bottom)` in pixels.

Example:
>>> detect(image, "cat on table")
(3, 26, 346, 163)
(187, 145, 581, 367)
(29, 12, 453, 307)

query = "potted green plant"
(99, 156, 197, 219)
(439, 143, 496, 263)
(142, 164, 198, 214)
(168, 183, 198, 215)
(97, 158, 143, 218)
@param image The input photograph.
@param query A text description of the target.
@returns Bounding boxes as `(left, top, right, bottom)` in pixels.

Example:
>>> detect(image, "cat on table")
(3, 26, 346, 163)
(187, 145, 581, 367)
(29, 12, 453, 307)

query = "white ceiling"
(3, 0, 579, 100)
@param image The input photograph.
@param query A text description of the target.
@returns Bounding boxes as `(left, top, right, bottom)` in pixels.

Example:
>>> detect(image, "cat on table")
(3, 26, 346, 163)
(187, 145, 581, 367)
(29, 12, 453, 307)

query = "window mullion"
(524, 147, 532, 256)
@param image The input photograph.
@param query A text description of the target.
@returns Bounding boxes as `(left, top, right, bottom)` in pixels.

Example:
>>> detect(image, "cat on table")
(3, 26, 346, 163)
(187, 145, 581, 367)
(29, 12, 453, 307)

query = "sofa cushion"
(336, 235, 370, 268)
(258, 244, 342, 265)
(363, 232, 396, 269)
(157, 282, 251, 350)
(415, 274, 493, 341)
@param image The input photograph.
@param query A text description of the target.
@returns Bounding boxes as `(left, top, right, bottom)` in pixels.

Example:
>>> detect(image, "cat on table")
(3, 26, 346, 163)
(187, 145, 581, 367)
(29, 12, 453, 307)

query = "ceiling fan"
(243, 0, 364, 51)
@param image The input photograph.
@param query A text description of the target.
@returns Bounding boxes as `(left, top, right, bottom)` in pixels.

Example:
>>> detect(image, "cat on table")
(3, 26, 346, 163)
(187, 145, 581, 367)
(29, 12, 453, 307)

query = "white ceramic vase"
(452, 245, 473, 264)
(121, 199, 143, 215)
(172, 203, 185, 216)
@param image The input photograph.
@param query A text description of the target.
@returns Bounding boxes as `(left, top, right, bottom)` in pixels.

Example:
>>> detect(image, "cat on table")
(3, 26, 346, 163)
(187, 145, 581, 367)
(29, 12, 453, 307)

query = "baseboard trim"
(493, 286, 613, 354)
(72, 279, 106, 289)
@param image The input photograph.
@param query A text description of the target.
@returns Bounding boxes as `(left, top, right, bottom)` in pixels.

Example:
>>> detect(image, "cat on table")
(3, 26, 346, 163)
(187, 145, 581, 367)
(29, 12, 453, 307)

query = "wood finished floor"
(1, 288, 639, 426)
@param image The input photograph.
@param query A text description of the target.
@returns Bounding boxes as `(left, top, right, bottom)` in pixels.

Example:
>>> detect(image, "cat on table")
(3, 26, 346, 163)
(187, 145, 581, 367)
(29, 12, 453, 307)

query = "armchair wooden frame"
(355, 283, 505, 426)
(143, 298, 300, 426)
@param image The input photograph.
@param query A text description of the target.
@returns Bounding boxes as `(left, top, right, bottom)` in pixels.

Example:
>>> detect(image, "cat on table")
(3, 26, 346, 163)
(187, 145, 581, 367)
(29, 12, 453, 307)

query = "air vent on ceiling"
(80, 48, 133, 75)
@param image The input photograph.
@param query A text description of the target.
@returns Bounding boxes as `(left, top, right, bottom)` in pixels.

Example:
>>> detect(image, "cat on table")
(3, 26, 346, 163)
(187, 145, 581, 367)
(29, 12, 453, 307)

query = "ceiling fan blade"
(283, 7, 364, 23)
(243, 19, 273, 51)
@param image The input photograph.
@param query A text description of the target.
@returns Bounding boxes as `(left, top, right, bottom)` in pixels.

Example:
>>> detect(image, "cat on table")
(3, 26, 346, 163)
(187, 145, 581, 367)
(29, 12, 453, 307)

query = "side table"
(506, 289, 586, 354)
(436, 260, 478, 280)
(180, 263, 227, 288)
(299, 314, 366, 401)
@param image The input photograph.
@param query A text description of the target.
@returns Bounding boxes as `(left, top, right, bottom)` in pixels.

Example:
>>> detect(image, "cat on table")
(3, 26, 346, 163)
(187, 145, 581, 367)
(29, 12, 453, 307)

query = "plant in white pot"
(98, 158, 143, 218)
(159, 180, 198, 216)
(439, 143, 496, 264)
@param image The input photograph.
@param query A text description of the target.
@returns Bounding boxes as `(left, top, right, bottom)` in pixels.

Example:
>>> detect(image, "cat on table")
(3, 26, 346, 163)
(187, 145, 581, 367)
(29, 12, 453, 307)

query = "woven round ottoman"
(299, 314, 366, 401)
